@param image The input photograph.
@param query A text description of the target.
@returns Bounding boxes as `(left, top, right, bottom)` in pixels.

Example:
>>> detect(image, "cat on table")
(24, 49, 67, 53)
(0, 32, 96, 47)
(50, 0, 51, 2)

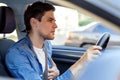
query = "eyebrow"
(48, 17, 56, 21)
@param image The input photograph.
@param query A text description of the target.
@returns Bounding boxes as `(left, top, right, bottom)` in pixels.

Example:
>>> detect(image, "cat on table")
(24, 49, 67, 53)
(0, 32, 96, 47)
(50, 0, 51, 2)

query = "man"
(5, 1, 102, 80)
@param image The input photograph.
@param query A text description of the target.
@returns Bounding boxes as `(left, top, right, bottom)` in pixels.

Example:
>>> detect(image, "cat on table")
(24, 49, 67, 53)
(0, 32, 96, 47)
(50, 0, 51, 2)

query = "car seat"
(0, 6, 16, 77)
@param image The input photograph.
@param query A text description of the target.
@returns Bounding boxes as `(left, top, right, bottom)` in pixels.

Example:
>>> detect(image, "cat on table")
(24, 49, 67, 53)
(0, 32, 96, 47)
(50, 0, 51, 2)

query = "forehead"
(43, 10, 55, 19)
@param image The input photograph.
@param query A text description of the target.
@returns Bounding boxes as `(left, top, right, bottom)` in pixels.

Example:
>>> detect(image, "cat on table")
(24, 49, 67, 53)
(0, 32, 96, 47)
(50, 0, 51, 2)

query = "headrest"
(0, 6, 16, 33)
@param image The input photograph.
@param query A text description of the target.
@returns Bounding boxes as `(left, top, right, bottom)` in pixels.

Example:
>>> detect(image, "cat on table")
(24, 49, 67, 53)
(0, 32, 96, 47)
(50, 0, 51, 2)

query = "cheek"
(38, 25, 51, 34)
(43, 24, 52, 32)
(38, 22, 53, 33)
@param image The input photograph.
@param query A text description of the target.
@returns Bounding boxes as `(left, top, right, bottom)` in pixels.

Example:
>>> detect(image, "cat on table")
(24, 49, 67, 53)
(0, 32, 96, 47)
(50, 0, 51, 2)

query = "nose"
(53, 22, 57, 28)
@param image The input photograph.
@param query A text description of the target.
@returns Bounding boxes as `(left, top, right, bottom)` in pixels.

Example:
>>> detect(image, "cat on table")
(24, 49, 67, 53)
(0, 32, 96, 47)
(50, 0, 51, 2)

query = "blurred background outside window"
(51, 5, 120, 48)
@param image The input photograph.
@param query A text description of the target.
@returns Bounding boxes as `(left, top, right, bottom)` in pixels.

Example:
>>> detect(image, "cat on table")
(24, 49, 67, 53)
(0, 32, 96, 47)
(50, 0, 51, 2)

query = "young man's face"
(35, 10, 57, 40)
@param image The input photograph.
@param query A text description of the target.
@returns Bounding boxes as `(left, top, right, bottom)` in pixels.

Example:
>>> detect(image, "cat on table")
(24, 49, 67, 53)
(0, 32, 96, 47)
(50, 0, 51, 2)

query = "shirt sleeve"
(5, 48, 43, 80)
(56, 69, 74, 80)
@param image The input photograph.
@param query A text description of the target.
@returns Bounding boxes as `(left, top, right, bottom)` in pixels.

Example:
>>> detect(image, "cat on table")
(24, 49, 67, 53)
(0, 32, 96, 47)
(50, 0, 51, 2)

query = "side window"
(51, 5, 120, 48)
(51, 6, 79, 45)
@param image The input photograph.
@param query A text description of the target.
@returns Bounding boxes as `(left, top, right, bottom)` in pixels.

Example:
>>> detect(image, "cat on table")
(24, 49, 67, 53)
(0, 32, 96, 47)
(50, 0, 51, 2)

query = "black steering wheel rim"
(96, 32, 110, 50)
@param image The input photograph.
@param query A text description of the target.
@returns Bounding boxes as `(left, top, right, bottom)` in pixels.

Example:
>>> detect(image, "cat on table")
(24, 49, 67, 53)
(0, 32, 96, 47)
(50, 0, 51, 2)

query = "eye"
(48, 19, 53, 22)
(47, 18, 55, 23)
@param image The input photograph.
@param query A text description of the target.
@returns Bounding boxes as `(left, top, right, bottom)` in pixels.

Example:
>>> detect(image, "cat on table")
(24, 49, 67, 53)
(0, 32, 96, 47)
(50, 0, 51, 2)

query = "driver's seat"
(0, 6, 16, 77)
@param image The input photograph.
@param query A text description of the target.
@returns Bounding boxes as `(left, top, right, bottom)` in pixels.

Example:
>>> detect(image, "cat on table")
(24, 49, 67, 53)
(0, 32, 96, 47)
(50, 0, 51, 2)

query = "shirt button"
(40, 74, 43, 77)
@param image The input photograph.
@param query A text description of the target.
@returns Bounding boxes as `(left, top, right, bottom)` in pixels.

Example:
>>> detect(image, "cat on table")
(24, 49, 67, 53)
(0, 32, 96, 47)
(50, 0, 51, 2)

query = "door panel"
(52, 45, 86, 74)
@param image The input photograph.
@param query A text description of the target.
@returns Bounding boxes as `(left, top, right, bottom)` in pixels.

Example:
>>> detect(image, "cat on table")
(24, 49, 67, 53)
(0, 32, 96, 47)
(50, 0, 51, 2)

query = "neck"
(28, 32, 45, 48)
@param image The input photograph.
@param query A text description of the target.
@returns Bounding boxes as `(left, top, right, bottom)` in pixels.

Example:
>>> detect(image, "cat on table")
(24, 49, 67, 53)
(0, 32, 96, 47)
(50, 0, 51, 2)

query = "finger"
(48, 72, 55, 79)
(48, 72, 54, 76)
(87, 50, 101, 61)
(91, 46, 102, 50)
(87, 46, 102, 54)
(87, 51, 99, 58)
(48, 68, 53, 71)
(48, 75, 54, 80)
(48, 69, 54, 73)
(48, 66, 58, 72)
(88, 53, 100, 62)
(92, 50, 101, 55)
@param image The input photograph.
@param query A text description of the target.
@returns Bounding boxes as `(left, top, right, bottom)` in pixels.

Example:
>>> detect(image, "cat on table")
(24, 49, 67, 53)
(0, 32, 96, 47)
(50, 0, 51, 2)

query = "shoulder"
(9, 36, 28, 51)
(6, 36, 29, 59)
(5, 37, 31, 65)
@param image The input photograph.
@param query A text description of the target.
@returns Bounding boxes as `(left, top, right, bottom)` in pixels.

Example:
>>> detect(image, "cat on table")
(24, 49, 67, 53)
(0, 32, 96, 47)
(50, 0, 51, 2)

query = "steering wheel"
(96, 32, 110, 51)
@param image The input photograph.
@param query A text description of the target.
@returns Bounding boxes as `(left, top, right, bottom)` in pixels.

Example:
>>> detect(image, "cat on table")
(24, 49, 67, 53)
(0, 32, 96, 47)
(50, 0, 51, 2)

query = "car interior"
(0, 6, 16, 77)
(0, 0, 120, 80)
(0, 1, 86, 78)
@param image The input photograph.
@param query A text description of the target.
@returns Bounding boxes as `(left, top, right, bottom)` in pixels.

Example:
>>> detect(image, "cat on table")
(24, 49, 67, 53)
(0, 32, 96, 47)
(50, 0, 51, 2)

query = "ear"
(30, 18, 38, 28)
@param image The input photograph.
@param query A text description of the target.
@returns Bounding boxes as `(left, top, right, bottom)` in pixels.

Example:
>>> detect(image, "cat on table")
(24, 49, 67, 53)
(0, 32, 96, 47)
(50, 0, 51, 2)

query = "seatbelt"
(43, 49, 48, 80)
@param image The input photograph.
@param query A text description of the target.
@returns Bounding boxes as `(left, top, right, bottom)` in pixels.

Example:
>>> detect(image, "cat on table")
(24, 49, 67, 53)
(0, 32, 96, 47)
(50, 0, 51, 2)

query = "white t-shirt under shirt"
(33, 46, 45, 72)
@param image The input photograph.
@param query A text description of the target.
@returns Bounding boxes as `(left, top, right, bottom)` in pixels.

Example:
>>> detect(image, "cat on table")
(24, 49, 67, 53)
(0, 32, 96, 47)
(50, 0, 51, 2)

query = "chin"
(50, 37, 54, 40)
(46, 36, 54, 40)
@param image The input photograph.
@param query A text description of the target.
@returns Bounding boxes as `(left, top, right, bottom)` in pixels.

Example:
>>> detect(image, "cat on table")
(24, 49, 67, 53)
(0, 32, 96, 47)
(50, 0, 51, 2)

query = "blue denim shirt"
(5, 35, 73, 80)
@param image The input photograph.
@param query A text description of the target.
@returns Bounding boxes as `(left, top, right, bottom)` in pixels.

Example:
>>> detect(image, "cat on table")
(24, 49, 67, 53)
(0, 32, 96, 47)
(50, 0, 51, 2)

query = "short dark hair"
(24, 1, 55, 33)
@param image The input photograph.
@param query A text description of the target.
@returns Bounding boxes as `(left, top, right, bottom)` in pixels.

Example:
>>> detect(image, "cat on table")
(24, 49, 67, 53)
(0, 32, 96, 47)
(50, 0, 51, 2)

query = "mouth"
(51, 31, 55, 35)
